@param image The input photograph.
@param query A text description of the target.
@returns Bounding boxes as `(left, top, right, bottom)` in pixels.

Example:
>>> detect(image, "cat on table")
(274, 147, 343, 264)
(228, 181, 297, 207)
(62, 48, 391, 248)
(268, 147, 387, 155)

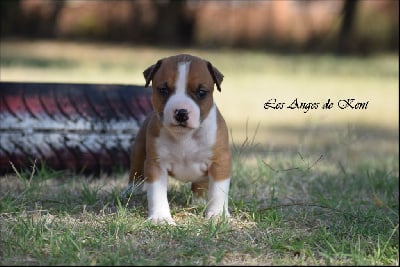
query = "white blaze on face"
(175, 61, 190, 95)
(163, 61, 201, 129)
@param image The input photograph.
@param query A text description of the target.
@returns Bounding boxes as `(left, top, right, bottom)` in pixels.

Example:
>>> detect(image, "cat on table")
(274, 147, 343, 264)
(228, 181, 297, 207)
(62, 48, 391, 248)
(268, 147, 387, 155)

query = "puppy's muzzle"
(174, 109, 189, 125)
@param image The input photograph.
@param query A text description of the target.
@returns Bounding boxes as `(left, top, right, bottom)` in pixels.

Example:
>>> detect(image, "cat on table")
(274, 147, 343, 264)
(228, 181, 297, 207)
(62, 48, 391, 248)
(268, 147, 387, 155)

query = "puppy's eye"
(196, 88, 208, 100)
(158, 86, 170, 97)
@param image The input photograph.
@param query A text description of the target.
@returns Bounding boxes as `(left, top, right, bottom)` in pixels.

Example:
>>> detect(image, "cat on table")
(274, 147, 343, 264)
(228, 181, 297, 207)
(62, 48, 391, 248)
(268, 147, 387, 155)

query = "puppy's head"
(143, 54, 223, 131)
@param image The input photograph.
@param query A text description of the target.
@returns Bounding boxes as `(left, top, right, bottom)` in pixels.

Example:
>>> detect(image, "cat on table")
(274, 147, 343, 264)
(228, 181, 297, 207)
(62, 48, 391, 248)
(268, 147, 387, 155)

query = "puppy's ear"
(143, 60, 162, 88)
(206, 61, 224, 92)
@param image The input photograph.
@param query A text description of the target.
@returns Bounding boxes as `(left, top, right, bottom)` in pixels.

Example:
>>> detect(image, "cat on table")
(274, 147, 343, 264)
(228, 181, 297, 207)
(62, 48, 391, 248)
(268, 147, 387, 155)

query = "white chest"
(156, 135, 213, 181)
(155, 105, 218, 182)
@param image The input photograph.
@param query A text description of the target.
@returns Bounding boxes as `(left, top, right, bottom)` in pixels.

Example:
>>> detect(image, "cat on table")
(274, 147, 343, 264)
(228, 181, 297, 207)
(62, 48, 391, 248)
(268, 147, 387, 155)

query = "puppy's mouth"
(166, 119, 199, 130)
(170, 123, 195, 129)
(176, 122, 188, 127)
(160, 110, 200, 130)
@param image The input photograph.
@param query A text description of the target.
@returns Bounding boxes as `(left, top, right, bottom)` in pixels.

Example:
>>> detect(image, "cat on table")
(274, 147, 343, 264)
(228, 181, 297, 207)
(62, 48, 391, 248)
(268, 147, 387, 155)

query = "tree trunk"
(337, 0, 358, 54)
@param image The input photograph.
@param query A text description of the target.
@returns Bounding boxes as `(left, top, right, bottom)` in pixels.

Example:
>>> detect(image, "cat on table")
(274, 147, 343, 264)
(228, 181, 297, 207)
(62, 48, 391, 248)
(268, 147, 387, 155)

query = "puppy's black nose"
(174, 109, 189, 123)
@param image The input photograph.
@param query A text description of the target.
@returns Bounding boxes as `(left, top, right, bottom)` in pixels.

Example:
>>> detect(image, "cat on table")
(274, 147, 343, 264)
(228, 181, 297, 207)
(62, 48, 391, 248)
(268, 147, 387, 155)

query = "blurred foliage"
(1, 0, 398, 54)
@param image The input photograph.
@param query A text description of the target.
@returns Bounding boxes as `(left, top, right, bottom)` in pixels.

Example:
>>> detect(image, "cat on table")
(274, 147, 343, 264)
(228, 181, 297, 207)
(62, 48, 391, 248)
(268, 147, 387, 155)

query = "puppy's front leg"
(145, 167, 175, 225)
(206, 177, 231, 219)
(206, 150, 231, 219)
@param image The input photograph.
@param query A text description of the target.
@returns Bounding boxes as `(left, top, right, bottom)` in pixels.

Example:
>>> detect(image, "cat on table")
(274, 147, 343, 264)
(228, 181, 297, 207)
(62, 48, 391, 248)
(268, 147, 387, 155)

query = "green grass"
(1, 128, 398, 265)
(0, 40, 399, 265)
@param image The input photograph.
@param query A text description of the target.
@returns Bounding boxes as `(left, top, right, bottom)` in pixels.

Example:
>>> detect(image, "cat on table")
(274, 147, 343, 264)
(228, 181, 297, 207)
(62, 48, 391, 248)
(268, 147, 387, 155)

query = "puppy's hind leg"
(191, 180, 209, 206)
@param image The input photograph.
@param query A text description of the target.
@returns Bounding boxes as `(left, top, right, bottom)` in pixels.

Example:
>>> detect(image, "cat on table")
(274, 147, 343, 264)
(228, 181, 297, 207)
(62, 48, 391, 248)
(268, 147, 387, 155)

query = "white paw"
(205, 207, 230, 219)
(148, 213, 176, 225)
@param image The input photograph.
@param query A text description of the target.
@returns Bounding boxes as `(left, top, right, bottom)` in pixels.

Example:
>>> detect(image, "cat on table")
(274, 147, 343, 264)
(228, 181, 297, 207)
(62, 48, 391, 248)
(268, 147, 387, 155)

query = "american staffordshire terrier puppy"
(124, 54, 231, 224)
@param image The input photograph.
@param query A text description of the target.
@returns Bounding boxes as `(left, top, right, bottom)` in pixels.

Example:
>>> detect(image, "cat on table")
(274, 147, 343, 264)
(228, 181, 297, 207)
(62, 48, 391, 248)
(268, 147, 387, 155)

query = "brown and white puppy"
(124, 54, 231, 224)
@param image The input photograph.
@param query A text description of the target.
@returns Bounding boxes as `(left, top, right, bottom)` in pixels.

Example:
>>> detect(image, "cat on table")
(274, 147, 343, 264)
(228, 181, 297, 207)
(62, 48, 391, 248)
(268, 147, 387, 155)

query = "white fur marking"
(146, 174, 175, 225)
(175, 61, 190, 95)
(206, 177, 231, 218)
(156, 104, 217, 182)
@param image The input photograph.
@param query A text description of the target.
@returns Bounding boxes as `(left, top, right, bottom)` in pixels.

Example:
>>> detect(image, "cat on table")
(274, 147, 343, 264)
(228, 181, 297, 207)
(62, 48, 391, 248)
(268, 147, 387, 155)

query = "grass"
(0, 133, 398, 265)
(0, 40, 399, 265)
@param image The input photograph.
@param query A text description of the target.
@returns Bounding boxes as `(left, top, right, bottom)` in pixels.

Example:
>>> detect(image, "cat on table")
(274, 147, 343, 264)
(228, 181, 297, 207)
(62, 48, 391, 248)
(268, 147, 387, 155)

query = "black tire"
(0, 82, 152, 174)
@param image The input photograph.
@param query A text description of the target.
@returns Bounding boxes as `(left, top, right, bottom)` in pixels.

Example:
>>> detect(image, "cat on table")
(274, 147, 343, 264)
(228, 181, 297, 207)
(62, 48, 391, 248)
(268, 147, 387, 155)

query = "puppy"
(124, 54, 231, 224)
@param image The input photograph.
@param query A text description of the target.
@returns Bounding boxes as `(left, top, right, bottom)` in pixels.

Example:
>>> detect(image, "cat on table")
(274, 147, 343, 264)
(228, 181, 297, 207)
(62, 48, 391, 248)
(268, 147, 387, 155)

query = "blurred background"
(1, 0, 399, 169)
(1, 0, 399, 53)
